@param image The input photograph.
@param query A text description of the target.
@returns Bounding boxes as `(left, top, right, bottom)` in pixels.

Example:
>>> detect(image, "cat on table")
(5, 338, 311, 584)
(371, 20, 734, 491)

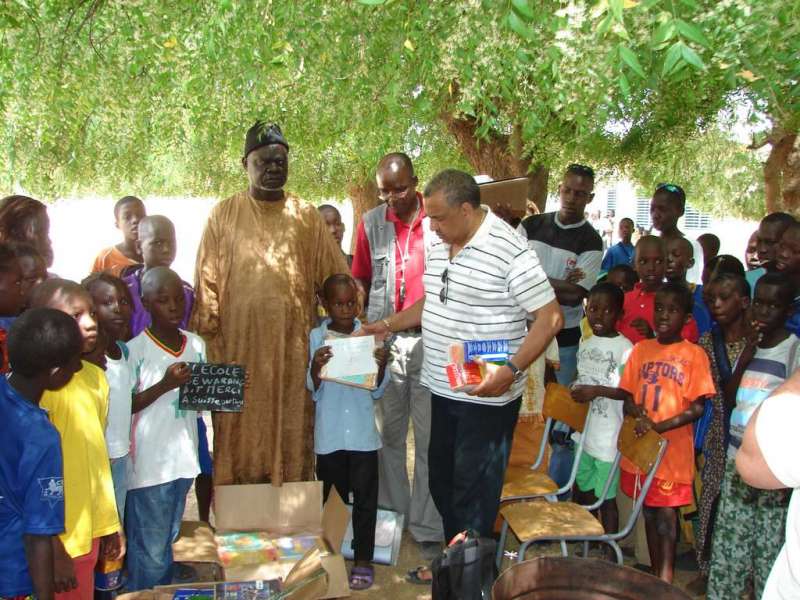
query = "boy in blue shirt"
(601, 217, 635, 273)
(307, 274, 389, 591)
(0, 308, 84, 600)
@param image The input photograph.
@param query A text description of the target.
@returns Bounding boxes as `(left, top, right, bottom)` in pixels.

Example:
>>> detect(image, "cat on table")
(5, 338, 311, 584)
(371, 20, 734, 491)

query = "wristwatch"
(506, 359, 524, 383)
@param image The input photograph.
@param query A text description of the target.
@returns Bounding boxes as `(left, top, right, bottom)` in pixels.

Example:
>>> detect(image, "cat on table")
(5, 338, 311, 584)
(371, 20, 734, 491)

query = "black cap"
(243, 121, 289, 158)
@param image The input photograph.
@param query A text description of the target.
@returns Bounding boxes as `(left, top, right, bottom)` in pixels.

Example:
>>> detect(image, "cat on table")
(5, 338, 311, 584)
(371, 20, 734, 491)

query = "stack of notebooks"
(171, 580, 282, 600)
(446, 339, 510, 392)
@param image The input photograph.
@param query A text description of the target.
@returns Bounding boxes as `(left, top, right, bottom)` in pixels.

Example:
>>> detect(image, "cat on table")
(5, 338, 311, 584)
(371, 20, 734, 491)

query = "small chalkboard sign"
(178, 363, 245, 412)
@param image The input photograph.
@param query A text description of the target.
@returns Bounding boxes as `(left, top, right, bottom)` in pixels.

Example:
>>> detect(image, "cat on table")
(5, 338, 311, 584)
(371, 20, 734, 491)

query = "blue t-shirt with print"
(0, 377, 65, 596)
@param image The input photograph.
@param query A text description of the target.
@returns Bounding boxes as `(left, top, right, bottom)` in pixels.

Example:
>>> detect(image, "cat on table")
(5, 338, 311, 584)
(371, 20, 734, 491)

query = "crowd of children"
(1, 180, 800, 600)
(0, 194, 392, 598)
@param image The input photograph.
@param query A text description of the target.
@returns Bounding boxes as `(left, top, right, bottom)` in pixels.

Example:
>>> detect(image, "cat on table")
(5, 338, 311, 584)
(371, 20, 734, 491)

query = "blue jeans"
(110, 455, 129, 522)
(125, 478, 193, 591)
(549, 344, 579, 498)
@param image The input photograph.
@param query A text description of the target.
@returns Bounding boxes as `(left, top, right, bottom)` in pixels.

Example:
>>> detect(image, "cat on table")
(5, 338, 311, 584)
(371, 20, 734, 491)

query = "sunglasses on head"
(656, 182, 685, 196)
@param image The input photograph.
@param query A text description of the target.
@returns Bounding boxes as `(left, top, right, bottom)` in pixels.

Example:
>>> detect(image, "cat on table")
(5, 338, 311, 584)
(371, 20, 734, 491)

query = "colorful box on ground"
(140, 482, 351, 600)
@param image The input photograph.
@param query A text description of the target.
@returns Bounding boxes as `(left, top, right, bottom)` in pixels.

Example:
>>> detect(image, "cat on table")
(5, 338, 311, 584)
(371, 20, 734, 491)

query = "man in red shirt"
(351, 153, 443, 553)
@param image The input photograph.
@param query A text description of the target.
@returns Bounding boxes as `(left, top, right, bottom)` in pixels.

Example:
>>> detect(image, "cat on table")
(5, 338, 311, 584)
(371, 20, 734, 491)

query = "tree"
(0, 1, 796, 219)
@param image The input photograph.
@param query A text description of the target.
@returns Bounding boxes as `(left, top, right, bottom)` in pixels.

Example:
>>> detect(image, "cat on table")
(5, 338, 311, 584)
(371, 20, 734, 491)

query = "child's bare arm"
(723, 340, 758, 410)
(132, 362, 191, 413)
(374, 346, 388, 384)
(24, 535, 55, 600)
(571, 384, 632, 404)
(310, 346, 332, 391)
(651, 395, 709, 434)
(51, 537, 77, 594)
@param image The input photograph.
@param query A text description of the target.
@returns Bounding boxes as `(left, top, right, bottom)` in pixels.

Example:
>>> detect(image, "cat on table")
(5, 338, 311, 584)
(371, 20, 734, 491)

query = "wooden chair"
(495, 415, 667, 570)
(501, 382, 591, 503)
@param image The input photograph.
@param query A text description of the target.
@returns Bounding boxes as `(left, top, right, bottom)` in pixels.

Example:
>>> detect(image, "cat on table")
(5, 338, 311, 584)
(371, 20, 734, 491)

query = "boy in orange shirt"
(91, 196, 146, 276)
(613, 282, 716, 583)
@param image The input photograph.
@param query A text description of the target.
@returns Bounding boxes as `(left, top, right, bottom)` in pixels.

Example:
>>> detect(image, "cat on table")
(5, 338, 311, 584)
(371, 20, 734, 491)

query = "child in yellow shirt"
(31, 279, 122, 600)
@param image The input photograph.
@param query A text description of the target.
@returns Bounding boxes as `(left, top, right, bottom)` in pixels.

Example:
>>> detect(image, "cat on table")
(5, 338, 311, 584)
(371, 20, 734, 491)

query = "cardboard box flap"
(477, 176, 529, 214)
(319, 554, 349, 599)
(173, 521, 220, 564)
(214, 482, 323, 534)
(320, 488, 349, 552)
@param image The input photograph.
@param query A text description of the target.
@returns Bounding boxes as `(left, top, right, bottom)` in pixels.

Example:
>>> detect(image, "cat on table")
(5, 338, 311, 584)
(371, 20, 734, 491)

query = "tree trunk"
(346, 180, 378, 254)
(763, 132, 798, 214)
(441, 112, 549, 212)
(783, 139, 800, 213)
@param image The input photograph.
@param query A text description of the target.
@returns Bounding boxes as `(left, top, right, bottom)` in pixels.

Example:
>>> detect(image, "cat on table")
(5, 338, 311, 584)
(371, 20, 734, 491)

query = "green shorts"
(576, 452, 619, 499)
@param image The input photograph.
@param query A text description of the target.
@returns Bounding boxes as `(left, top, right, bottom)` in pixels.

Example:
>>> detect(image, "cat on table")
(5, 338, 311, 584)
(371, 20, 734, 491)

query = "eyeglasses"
(439, 268, 449, 304)
(567, 163, 595, 179)
(378, 186, 410, 201)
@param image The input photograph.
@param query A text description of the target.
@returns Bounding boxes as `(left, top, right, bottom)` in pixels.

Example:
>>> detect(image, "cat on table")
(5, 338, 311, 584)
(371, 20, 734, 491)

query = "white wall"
(48, 195, 355, 283)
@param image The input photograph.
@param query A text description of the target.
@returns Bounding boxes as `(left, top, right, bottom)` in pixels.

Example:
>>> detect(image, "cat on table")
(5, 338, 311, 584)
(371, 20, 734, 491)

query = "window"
(606, 187, 617, 211)
(684, 205, 712, 230)
(636, 197, 651, 230)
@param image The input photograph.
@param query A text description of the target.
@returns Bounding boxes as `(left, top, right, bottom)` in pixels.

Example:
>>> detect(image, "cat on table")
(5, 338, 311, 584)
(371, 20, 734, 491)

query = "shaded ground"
(183, 421, 705, 599)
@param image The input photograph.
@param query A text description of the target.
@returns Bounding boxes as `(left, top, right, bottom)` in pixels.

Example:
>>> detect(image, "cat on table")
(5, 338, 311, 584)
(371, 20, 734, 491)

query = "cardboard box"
(172, 482, 350, 599)
(478, 176, 529, 216)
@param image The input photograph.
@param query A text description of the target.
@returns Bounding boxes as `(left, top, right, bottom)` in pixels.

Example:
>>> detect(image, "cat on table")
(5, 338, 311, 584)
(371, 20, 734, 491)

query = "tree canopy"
(0, 1, 797, 217)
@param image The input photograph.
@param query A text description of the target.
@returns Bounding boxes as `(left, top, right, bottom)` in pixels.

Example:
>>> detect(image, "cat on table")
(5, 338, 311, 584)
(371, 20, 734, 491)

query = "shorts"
(197, 416, 213, 475)
(620, 469, 692, 508)
(576, 452, 619, 499)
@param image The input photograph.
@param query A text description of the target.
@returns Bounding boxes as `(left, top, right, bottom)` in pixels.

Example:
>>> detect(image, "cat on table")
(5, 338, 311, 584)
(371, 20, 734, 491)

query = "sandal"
(349, 565, 374, 590)
(406, 566, 432, 585)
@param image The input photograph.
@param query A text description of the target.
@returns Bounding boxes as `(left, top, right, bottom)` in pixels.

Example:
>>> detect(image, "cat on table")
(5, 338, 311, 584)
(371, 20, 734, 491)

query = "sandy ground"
(181, 421, 706, 599)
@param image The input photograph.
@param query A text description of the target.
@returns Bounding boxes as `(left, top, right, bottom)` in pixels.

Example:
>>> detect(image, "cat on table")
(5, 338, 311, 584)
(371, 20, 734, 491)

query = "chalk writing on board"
(178, 363, 245, 412)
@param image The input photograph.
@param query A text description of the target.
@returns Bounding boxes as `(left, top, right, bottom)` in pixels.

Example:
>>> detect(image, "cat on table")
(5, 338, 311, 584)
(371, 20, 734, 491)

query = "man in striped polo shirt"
(365, 169, 563, 541)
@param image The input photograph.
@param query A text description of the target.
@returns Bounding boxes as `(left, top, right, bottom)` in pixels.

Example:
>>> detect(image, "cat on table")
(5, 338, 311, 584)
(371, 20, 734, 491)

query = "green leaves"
(662, 41, 685, 76)
(511, 0, 535, 21)
(674, 19, 710, 48)
(619, 44, 646, 78)
(680, 44, 705, 70)
(507, 11, 534, 40)
(0, 0, 790, 222)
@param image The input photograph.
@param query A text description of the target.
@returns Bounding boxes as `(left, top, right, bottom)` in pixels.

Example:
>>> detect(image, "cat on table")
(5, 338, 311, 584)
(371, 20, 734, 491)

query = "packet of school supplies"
(320, 335, 378, 390)
(214, 580, 283, 600)
(463, 339, 510, 363)
(171, 589, 214, 600)
(445, 340, 510, 392)
(215, 532, 327, 568)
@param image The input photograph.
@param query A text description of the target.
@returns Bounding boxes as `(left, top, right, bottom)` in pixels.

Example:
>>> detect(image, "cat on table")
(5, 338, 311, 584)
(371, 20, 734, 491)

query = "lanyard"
(395, 206, 420, 306)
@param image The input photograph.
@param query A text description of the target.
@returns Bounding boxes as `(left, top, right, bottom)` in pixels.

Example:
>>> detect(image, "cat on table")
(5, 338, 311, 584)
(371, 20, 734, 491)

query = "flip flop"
(406, 566, 432, 585)
(349, 566, 374, 590)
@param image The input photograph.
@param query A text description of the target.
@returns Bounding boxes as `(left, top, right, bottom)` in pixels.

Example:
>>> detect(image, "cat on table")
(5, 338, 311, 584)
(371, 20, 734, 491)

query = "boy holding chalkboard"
(307, 274, 389, 591)
(125, 267, 206, 592)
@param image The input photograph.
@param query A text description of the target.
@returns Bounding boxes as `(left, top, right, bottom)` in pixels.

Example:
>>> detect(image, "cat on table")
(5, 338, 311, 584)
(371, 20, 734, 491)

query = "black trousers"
(316, 449, 378, 562)
(428, 394, 521, 541)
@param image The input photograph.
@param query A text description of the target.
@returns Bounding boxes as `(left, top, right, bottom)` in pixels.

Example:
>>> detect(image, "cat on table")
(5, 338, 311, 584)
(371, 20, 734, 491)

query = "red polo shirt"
(617, 283, 699, 344)
(351, 193, 426, 312)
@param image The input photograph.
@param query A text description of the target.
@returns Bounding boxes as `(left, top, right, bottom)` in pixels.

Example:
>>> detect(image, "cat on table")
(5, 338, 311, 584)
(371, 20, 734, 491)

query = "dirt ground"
(183, 420, 705, 599)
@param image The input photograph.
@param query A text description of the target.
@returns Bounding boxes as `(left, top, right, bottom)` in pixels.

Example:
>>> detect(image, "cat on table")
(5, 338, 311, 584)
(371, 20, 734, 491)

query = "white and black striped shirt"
(421, 209, 556, 406)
